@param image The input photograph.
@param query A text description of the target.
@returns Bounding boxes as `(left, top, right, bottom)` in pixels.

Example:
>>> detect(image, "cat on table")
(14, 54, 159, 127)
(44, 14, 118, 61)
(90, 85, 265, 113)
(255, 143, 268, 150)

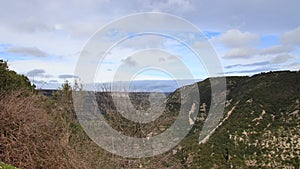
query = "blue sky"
(0, 0, 299, 89)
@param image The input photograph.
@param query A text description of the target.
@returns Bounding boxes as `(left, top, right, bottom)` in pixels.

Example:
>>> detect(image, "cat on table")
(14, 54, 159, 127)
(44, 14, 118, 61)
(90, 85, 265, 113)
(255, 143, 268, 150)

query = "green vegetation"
(0, 60, 34, 93)
(0, 162, 19, 169)
(170, 70, 300, 168)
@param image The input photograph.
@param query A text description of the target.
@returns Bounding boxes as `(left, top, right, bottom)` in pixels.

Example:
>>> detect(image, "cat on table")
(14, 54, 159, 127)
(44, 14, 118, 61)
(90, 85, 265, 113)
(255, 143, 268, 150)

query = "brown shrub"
(0, 91, 89, 169)
(0, 90, 182, 169)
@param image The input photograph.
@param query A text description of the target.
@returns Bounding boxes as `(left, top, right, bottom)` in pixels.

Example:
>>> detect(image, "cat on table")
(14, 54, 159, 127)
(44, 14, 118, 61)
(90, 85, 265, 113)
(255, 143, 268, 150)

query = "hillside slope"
(168, 71, 300, 168)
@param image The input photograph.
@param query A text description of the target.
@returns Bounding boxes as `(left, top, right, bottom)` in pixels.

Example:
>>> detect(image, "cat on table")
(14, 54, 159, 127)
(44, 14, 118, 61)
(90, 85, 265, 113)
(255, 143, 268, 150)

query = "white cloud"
(146, 0, 193, 13)
(214, 29, 259, 48)
(260, 45, 292, 55)
(27, 69, 53, 78)
(9, 59, 76, 82)
(0, 26, 83, 58)
(27, 69, 46, 77)
(58, 74, 79, 79)
(11, 19, 56, 33)
(7, 46, 48, 57)
(121, 57, 138, 67)
(1, 0, 299, 37)
(1, 0, 300, 81)
(281, 26, 300, 46)
(223, 47, 257, 59)
(282, 62, 300, 70)
(118, 34, 166, 49)
(270, 53, 293, 64)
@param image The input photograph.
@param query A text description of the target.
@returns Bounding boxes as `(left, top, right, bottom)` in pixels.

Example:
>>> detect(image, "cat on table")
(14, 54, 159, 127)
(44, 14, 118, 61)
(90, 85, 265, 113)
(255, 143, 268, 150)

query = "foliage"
(0, 60, 34, 93)
(0, 162, 19, 169)
(169, 70, 300, 168)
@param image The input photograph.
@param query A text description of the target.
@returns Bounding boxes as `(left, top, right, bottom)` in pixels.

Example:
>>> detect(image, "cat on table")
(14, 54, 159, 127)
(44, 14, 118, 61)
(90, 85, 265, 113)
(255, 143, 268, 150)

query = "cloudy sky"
(0, 0, 299, 89)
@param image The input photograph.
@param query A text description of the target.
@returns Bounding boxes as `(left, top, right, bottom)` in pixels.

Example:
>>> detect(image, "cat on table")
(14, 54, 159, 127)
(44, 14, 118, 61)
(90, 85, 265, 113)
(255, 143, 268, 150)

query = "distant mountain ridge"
(39, 79, 200, 93)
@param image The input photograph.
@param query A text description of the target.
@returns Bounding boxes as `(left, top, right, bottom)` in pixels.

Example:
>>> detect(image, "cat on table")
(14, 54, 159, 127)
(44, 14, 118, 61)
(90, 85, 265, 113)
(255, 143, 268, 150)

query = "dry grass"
(0, 90, 182, 168)
(0, 90, 89, 169)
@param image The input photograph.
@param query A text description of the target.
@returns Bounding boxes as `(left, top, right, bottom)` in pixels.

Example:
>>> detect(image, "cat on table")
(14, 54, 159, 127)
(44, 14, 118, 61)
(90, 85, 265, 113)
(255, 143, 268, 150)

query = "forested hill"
(167, 70, 300, 168)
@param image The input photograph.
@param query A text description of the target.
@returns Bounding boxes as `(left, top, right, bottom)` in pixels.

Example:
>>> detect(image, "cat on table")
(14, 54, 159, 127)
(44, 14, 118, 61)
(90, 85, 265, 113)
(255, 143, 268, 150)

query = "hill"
(167, 70, 300, 168)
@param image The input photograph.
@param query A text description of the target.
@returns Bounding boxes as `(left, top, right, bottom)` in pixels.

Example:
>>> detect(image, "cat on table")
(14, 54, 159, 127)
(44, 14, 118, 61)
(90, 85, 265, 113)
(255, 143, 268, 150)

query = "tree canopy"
(0, 60, 34, 93)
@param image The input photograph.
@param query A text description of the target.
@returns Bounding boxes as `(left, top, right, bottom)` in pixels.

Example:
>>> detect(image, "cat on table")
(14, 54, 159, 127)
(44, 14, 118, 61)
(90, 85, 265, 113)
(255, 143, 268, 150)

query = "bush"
(0, 91, 89, 168)
(0, 60, 34, 93)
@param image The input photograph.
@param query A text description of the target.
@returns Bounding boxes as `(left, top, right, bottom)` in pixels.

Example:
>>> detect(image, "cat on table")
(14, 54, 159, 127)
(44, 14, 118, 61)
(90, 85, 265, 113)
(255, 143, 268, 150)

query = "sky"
(0, 0, 299, 89)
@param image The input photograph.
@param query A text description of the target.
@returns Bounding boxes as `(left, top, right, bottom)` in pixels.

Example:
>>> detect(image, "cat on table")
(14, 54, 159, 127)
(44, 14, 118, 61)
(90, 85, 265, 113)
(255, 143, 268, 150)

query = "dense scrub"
(0, 60, 34, 93)
(0, 91, 89, 168)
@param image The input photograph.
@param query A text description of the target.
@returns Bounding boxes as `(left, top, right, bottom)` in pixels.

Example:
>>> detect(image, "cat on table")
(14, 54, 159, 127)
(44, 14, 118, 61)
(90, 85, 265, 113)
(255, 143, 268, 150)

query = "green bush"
(0, 60, 34, 93)
(0, 162, 19, 169)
